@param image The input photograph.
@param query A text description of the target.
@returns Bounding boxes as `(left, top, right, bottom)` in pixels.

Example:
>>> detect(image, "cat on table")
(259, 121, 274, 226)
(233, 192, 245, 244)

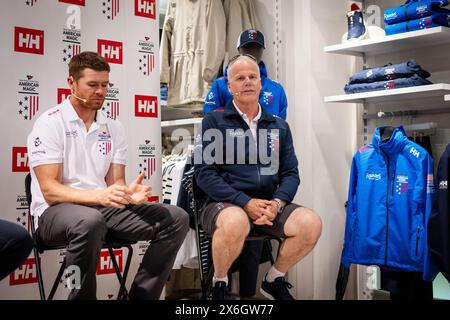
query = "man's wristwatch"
(272, 199, 285, 214)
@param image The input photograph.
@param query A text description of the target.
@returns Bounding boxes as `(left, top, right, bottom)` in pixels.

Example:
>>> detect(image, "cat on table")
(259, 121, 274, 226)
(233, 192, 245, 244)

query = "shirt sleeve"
(272, 123, 300, 202)
(111, 120, 127, 165)
(279, 87, 288, 120)
(27, 116, 64, 168)
(203, 80, 221, 115)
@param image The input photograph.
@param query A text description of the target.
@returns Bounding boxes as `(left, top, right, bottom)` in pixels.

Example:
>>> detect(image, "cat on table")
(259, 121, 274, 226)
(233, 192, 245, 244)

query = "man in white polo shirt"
(27, 51, 189, 300)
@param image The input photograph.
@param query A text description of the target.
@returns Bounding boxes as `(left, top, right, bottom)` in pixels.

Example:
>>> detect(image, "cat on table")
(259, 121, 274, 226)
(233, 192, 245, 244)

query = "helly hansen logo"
(57, 88, 71, 104)
(14, 27, 44, 55)
(97, 249, 123, 275)
(135, 0, 156, 19)
(10, 258, 39, 285)
(12, 147, 29, 172)
(410, 147, 420, 158)
(59, 0, 85, 5)
(439, 180, 447, 190)
(97, 39, 123, 64)
(135, 95, 158, 118)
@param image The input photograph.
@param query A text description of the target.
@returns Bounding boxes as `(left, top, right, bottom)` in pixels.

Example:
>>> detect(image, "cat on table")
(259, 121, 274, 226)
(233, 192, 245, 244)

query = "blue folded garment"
(384, 0, 449, 25)
(385, 13, 450, 35)
(349, 60, 430, 84)
(344, 74, 432, 94)
(160, 84, 168, 101)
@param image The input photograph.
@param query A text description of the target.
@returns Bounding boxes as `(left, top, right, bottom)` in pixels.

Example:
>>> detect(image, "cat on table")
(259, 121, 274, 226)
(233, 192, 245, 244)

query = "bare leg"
(212, 207, 251, 278)
(274, 207, 322, 273)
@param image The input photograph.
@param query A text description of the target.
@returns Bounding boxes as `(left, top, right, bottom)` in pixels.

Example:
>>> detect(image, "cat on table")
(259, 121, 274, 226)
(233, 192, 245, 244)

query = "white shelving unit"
(324, 83, 450, 104)
(325, 23, 450, 300)
(324, 27, 450, 57)
(161, 117, 202, 127)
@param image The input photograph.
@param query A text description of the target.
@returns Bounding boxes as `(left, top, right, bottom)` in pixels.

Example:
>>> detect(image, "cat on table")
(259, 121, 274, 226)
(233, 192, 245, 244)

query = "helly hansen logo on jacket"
(410, 147, 420, 158)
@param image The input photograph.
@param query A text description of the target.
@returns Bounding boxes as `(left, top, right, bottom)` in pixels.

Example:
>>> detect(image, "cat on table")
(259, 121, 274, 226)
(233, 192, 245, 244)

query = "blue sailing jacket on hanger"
(341, 126, 438, 281)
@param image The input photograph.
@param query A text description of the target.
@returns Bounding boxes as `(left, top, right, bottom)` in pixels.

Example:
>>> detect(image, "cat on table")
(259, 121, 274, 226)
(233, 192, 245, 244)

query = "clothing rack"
(363, 107, 450, 120)
(403, 122, 437, 132)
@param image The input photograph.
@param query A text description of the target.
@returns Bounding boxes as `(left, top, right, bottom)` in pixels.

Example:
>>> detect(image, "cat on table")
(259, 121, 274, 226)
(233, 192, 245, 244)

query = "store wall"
(0, 0, 161, 299)
(274, 0, 358, 299)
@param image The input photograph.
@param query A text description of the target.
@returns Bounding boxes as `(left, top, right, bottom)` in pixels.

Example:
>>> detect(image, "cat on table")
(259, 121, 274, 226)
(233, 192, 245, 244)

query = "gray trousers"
(37, 202, 189, 300)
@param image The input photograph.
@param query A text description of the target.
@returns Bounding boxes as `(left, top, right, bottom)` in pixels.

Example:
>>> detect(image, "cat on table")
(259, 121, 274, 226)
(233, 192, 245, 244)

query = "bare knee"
(215, 207, 250, 240)
(285, 208, 322, 245)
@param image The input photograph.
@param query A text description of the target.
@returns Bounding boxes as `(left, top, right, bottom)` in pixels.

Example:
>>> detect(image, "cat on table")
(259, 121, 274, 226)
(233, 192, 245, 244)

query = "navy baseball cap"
(237, 29, 265, 49)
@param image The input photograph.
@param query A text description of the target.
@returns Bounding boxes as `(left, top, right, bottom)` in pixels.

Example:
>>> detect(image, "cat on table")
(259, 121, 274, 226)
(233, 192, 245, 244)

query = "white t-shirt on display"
(27, 97, 127, 228)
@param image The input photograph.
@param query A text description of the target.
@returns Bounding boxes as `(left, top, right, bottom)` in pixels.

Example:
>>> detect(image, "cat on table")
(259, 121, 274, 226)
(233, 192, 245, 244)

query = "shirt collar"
(232, 101, 262, 123)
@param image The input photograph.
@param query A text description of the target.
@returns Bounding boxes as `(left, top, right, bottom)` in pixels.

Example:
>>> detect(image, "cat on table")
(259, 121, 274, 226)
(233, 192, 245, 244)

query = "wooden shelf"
(324, 83, 450, 104)
(324, 27, 450, 57)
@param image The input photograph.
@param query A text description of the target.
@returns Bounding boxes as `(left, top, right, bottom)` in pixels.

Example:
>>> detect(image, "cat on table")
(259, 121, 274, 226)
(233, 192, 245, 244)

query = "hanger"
(380, 126, 395, 142)
(403, 122, 437, 137)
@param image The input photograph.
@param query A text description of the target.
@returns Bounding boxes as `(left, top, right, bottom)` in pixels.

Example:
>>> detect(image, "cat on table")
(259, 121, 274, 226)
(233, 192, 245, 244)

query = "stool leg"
(264, 239, 275, 265)
(48, 259, 66, 300)
(118, 245, 133, 300)
(33, 248, 46, 300)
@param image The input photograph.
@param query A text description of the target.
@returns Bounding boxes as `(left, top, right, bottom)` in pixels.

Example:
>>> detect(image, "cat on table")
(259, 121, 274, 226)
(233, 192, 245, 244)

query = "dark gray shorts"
(200, 201, 302, 239)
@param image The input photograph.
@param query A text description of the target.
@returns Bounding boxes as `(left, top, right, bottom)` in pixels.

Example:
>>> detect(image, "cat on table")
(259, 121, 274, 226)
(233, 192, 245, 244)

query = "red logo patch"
(57, 88, 71, 104)
(97, 39, 123, 64)
(59, 0, 86, 5)
(135, 95, 158, 118)
(135, 0, 156, 19)
(12, 147, 29, 172)
(10, 258, 39, 285)
(97, 249, 123, 275)
(14, 27, 44, 55)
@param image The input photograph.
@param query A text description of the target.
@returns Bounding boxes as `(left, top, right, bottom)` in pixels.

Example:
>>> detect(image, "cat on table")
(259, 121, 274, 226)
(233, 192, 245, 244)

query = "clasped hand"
(100, 172, 151, 208)
(244, 199, 278, 226)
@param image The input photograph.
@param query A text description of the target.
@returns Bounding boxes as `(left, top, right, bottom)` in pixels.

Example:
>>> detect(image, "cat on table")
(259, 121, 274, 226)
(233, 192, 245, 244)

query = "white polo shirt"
(27, 97, 127, 228)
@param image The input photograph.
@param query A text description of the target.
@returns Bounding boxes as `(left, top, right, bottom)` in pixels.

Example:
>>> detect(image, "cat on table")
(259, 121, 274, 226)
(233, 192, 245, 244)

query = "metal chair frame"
(184, 171, 282, 299)
(25, 173, 135, 300)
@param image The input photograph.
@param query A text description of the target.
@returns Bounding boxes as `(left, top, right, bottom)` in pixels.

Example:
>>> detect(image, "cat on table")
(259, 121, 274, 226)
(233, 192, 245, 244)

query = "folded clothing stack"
(161, 84, 168, 101)
(384, 0, 450, 35)
(344, 60, 432, 94)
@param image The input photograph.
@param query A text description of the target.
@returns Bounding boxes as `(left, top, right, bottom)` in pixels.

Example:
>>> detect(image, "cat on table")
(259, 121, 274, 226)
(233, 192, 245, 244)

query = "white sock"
(213, 275, 228, 286)
(265, 266, 285, 283)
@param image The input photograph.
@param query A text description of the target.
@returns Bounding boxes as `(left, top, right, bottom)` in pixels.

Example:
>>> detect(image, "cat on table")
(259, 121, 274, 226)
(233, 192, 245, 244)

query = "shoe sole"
(259, 287, 275, 300)
(347, 29, 368, 41)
